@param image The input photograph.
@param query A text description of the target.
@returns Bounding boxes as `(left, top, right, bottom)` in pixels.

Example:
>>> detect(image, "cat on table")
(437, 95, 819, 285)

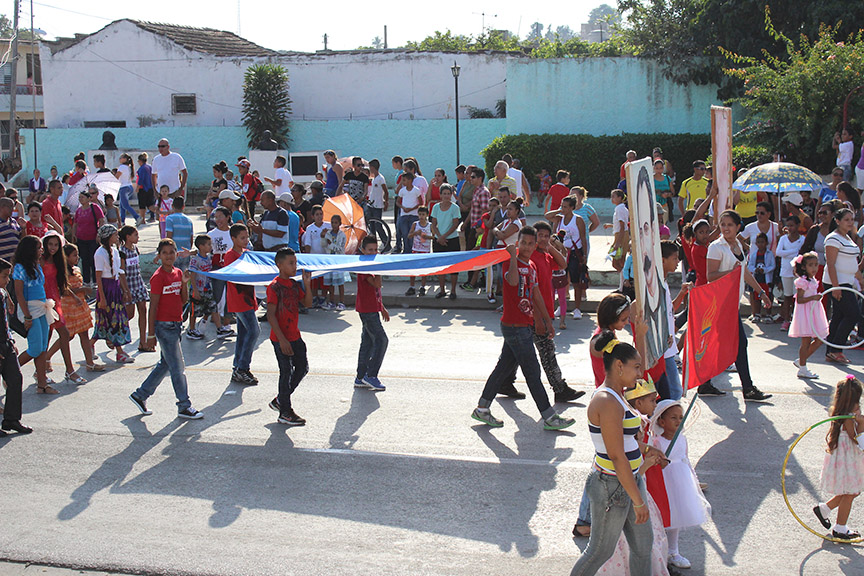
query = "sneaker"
(460, 283, 475, 291)
(544, 413, 576, 431)
(449, 291, 457, 300)
(781, 320, 790, 331)
(697, 382, 726, 397)
(405, 287, 416, 296)
(324, 301, 337, 310)
(186, 328, 204, 340)
(268, 397, 280, 412)
(435, 290, 447, 299)
(362, 375, 386, 391)
(216, 326, 235, 338)
(554, 386, 586, 403)
(278, 410, 306, 426)
(242, 369, 259, 384)
(743, 387, 772, 402)
(725, 363, 737, 372)
(178, 407, 204, 420)
(572, 309, 583, 319)
(471, 407, 504, 427)
(336, 302, 346, 311)
(747, 314, 759, 322)
(668, 553, 691, 569)
(231, 368, 257, 386)
(797, 366, 818, 379)
(487, 294, 497, 303)
(354, 377, 371, 389)
(129, 393, 152, 415)
(313, 297, 323, 309)
(419, 287, 426, 296)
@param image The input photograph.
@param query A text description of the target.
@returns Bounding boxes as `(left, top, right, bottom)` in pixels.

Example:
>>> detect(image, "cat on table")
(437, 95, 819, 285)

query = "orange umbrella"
(323, 194, 367, 255)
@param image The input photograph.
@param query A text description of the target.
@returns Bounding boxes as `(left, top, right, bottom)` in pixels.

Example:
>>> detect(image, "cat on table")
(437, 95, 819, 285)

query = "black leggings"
(826, 284, 862, 354)
(704, 317, 752, 393)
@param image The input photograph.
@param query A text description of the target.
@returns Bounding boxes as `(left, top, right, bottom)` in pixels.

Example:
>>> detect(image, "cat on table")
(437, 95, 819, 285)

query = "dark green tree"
(242, 64, 291, 149)
(0, 14, 42, 40)
(588, 4, 621, 27)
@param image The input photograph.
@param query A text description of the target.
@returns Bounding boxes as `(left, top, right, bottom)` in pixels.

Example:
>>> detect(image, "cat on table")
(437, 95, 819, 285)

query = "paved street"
(0, 303, 861, 576)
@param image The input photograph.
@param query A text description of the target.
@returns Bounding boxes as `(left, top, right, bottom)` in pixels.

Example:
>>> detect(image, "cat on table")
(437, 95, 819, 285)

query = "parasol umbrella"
(323, 194, 367, 255)
(732, 162, 823, 195)
(65, 171, 122, 211)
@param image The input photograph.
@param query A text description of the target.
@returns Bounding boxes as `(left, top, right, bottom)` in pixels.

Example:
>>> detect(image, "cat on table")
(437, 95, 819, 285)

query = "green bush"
(482, 133, 711, 197)
(708, 144, 773, 171)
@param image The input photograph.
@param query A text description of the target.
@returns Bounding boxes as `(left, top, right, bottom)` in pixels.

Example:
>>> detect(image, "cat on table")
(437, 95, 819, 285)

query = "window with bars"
(172, 94, 197, 115)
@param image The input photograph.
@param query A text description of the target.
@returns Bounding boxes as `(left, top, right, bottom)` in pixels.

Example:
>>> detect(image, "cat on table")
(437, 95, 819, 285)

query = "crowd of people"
(0, 137, 863, 574)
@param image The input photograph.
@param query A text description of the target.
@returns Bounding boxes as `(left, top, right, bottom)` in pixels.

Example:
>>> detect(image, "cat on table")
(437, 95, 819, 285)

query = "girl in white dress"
(650, 399, 711, 570)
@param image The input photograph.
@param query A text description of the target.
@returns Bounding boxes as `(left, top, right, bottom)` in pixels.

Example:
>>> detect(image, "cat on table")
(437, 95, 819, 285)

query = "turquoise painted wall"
(506, 58, 722, 136)
(21, 119, 506, 188)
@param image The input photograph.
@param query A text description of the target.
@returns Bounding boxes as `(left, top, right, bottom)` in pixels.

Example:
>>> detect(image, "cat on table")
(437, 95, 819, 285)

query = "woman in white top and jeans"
(822, 208, 864, 364)
(699, 209, 773, 402)
(114, 153, 137, 225)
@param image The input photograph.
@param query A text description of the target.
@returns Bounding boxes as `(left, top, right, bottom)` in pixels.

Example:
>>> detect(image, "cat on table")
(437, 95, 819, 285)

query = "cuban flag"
(200, 250, 510, 286)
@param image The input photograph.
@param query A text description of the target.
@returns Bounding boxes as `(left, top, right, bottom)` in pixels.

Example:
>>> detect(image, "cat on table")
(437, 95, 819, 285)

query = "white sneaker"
(572, 309, 583, 319)
(725, 363, 737, 372)
(668, 553, 691, 569)
(797, 366, 818, 379)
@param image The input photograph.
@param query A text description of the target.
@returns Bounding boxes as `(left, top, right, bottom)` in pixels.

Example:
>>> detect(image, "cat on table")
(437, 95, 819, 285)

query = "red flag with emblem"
(683, 266, 741, 389)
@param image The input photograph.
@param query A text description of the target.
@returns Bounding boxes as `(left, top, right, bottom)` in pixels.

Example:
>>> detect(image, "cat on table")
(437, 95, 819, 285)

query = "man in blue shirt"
(277, 192, 301, 251)
(165, 197, 194, 270)
(249, 190, 291, 251)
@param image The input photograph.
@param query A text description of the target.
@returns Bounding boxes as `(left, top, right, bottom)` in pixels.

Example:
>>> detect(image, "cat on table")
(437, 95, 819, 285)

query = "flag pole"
(665, 391, 699, 457)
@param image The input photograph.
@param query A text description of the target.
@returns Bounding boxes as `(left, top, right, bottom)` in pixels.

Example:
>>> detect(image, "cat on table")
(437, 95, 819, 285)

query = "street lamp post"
(451, 61, 460, 165)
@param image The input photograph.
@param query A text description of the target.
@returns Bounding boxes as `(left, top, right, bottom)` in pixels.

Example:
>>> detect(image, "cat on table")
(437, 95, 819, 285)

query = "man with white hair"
(620, 149, 637, 180)
(151, 138, 188, 200)
(488, 160, 518, 199)
(502, 154, 531, 204)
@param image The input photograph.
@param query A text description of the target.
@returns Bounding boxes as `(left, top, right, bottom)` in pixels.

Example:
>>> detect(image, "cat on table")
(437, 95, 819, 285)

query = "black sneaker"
(278, 410, 306, 426)
(743, 387, 773, 402)
(697, 383, 726, 397)
(405, 287, 416, 296)
(129, 393, 152, 415)
(242, 369, 259, 384)
(178, 408, 204, 420)
(231, 368, 257, 386)
(497, 385, 526, 399)
(268, 397, 280, 412)
(555, 386, 586, 403)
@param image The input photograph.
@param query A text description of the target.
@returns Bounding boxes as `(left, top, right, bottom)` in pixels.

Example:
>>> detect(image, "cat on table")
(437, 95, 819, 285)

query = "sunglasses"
(755, 211, 767, 215)
(158, 144, 168, 148)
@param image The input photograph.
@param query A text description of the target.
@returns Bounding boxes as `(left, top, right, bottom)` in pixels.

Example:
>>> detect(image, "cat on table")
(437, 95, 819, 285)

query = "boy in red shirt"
(266, 248, 313, 426)
(547, 170, 571, 211)
(354, 236, 390, 391)
(472, 226, 575, 431)
(129, 239, 203, 420)
(224, 223, 260, 386)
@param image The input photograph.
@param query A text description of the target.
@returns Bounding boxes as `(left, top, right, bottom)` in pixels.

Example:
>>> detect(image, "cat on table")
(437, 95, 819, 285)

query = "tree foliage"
(618, 0, 864, 97)
(242, 64, 292, 149)
(0, 14, 42, 40)
(588, 4, 621, 27)
(725, 14, 864, 172)
(403, 29, 627, 58)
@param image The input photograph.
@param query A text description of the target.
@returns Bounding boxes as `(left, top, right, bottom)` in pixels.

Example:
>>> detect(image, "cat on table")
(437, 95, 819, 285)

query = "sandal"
(65, 371, 87, 385)
(115, 351, 135, 364)
(36, 384, 59, 394)
(826, 352, 851, 364)
(86, 362, 106, 372)
(137, 346, 156, 353)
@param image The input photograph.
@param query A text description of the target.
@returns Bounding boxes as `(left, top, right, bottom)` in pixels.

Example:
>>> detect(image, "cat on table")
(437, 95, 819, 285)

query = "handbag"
(551, 270, 568, 289)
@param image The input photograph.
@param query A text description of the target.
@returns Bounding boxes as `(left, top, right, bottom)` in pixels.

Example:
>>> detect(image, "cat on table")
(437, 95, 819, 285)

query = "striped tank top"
(589, 386, 643, 475)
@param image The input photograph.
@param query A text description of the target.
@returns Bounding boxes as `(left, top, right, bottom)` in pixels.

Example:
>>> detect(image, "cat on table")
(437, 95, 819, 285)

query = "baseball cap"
(277, 192, 295, 205)
(235, 159, 251, 168)
(219, 189, 240, 200)
(784, 192, 803, 206)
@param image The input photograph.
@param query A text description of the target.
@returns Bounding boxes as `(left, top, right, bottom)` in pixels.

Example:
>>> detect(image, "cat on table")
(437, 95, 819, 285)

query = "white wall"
(40, 20, 265, 129)
(40, 20, 508, 129)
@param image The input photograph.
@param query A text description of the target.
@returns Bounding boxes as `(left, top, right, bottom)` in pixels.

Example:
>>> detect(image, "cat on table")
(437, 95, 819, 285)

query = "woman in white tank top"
(493, 199, 523, 248)
(547, 195, 589, 319)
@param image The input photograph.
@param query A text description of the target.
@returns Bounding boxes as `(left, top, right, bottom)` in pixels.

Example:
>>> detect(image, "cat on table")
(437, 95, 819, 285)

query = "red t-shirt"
(548, 183, 570, 211)
(68, 171, 85, 187)
(690, 243, 708, 286)
(356, 274, 382, 313)
(266, 276, 304, 342)
(150, 266, 184, 322)
(41, 196, 62, 230)
(529, 250, 556, 318)
(223, 249, 257, 313)
(501, 257, 537, 326)
(241, 173, 257, 202)
(479, 211, 492, 248)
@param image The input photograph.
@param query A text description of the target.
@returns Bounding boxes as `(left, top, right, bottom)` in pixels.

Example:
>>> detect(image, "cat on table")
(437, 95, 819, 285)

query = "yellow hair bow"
(602, 339, 621, 355)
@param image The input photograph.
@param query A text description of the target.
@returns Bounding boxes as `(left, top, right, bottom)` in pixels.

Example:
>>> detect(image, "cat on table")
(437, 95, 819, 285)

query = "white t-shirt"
(741, 220, 780, 253)
(775, 234, 805, 278)
(94, 246, 124, 280)
(274, 167, 293, 196)
(151, 152, 187, 194)
(207, 228, 232, 259)
(399, 186, 424, 217)
(706, 237, 746, 297)
(116, 164, 132, 186)
(613, 203, 629, 232)
(838, 140, 854, 165)
(370, 174, 387, 209)
(507, 167, 524, 199)
(821, 232, 860, 286)
(302, 222, 331, 254)
(412, 175, 429, 195)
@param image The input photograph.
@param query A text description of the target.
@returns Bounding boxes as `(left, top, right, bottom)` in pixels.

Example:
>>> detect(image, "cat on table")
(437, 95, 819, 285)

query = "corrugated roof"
(46, 19, 276, 58)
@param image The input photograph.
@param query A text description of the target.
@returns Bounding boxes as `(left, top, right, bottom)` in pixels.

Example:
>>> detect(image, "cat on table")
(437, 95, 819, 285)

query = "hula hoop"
(781, 414, 864, 543)
(812, 287, 864, 350)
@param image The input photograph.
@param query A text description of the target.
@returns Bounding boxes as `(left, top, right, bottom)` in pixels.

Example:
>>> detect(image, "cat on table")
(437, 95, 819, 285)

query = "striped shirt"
(0, 218, 20, 262)
(589, 386, 643, 475)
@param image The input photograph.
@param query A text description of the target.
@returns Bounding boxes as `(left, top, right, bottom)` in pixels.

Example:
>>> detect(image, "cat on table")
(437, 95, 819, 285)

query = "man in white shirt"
(151, 138, 188, 199)
(503, 154, 532, 205)
(265, 155, 294, 196)
(833, 128, 855, 182)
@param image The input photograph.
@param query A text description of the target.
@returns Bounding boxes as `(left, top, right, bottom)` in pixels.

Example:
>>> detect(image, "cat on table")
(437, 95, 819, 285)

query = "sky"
(23, 0, 606, 53)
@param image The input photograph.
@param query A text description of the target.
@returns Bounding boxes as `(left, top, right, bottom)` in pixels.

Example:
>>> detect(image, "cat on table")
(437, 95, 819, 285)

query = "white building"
(40, 19, 510, 129)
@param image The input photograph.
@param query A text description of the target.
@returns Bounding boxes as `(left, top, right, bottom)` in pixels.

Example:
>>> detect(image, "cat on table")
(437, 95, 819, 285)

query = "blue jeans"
(576, 487, 592, 527)
(398, 214, 418, 254)
(356, 312, 388, 379)
(570, 471, 653, 576)
(273, 338, 309, 412)
(118, 185, 136, 223)
(664, 355, 682, 400)
(211, 279, 226, 316)
(134, 321, 191, 412)
(233, 309, 260, 371)
(479, 323, 555, 420)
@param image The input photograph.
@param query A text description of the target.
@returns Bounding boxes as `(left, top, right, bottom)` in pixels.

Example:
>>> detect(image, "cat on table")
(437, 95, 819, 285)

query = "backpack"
(252, 176, 265, 201)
